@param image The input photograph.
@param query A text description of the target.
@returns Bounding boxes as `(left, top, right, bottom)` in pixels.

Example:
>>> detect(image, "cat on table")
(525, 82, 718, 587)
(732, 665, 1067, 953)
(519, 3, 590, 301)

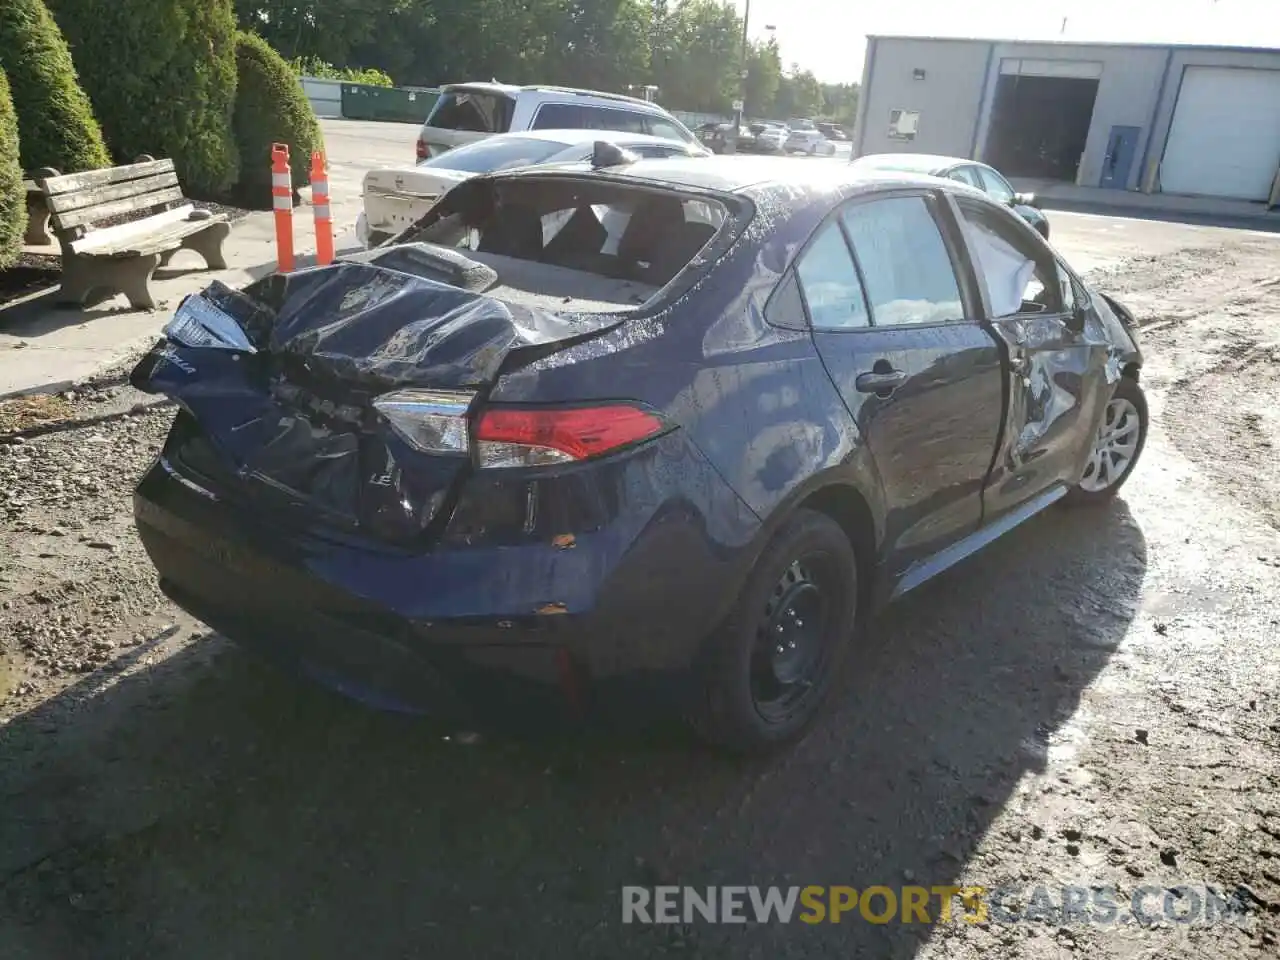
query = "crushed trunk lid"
(133, 246, 627, 541)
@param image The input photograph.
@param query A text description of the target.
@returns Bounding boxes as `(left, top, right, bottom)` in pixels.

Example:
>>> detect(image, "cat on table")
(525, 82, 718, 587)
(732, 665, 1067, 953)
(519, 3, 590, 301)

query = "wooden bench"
(36, 157, 231, 310)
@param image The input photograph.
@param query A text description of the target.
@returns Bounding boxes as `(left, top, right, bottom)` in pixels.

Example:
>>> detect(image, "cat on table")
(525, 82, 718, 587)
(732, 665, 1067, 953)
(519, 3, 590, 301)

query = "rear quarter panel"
(489, 181, 888, 557)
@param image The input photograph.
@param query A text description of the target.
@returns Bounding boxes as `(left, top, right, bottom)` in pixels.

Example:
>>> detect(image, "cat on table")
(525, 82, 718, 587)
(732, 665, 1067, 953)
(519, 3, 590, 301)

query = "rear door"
(799, 191, 1005, 577)
(949, 195, 1112, 519)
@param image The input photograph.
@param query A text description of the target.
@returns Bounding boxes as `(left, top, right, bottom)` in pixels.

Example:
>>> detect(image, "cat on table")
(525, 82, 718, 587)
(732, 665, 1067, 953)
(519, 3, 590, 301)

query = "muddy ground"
(1, 232, 1278, 959)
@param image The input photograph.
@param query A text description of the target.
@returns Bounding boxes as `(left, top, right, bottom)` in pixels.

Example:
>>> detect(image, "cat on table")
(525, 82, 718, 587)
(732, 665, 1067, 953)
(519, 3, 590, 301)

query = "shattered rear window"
(399, 176, 738, 307)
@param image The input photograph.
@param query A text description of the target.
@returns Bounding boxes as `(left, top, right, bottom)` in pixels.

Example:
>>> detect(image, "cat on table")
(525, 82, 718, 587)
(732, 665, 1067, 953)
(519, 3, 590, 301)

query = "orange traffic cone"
(271, 143, 294, 273)
(311, 151, 334, 267)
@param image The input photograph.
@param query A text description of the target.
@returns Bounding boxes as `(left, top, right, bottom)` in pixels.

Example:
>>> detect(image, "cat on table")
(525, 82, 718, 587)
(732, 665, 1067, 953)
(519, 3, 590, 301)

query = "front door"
(799, 192, 1005, 577)
(1100, 125, 1140, 189)
(949, 196, 1113, 521)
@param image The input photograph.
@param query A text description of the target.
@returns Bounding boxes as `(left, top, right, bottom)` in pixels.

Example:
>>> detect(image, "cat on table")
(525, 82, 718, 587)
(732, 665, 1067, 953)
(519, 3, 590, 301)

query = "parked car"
(851, 153, 1051, 239)
(415, 82, 698, 162)
(785, 128, 837, 156)
(697, 121, 735, 154)
(816, 122, 849, 141)
(742, 121, 788, 154)
(357, 130, 710, 248)
(131, 155, 1145, 752)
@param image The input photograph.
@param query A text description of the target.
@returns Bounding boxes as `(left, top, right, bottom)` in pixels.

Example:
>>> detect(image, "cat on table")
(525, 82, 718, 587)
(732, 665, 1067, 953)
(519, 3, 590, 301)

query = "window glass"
(1057, 262, 1078, 313)
(626, 142, 687, 159)
(949, 166, 982, 188)
(839, 196, 965, 326)
(645, 117, 695, 143)
(596, 107, 648, 134)
(794, 221, 870, 330)
(764, 271, 807, 329)
(423, 137, 569, 173)
(956, 199, 1060, 317)
(977, 166, 1016, 204)
(425, 92, 515, 133)
(531, 103, 585, 130)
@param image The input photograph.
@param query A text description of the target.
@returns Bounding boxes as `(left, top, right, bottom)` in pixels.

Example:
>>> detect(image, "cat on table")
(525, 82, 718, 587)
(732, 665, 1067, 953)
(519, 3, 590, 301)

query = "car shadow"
(0, 254, 230, 337)
(0, 499, 1146, 959)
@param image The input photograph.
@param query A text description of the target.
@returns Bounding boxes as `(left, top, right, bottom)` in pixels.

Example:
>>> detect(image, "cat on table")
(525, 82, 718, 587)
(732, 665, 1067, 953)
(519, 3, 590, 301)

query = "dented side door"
(946, 195, 1115, 523)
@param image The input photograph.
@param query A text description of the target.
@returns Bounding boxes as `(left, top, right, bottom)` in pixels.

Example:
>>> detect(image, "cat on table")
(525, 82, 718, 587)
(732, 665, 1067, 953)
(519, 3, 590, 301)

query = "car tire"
(1064, 376, 1148, 506)
(691, 508, 860, 753)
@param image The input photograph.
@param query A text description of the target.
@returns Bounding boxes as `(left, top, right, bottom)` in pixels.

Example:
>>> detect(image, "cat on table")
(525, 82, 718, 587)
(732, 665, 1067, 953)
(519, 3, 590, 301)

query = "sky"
(728, 0, 1280, 84)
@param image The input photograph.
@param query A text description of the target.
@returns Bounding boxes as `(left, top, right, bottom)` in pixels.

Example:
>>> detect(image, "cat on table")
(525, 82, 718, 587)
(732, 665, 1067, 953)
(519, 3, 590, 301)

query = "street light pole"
(736, 0, 751, 133)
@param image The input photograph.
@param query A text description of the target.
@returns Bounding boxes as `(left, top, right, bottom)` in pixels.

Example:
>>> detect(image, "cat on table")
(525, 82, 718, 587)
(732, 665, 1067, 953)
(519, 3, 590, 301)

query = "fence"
(300, 77, 440, 124)
(670, 110, 732, 130)
(299, 77, 343, 119)
(340, 83, 439, 124)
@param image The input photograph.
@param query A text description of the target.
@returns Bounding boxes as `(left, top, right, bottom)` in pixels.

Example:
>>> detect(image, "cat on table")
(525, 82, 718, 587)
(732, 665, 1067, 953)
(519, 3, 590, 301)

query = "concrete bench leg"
(24, 195, 52, 246)
(59, 253, 162, 311)
(179, 221, 232, 270)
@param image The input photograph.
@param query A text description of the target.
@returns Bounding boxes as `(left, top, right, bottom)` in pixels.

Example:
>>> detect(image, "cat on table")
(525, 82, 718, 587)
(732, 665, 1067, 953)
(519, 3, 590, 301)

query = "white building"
(852, 35, 1280, 204)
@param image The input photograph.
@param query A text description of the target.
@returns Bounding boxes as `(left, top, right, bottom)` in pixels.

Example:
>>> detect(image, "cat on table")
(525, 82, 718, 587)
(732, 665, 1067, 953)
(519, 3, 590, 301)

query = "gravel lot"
(1, 219, 1278, 958)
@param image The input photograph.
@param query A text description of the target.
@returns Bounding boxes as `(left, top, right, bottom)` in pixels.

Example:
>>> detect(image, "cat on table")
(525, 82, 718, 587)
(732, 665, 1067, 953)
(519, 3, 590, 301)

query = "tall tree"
(743, 38, 780, 118)
(0, 0, 110, 173)
(653, 0, 741, 113)
(819, 81, 859, 125)
(774, 65, 821, 119)
(234, 0, 417, 65)
(49, 0, 240, 196)
(0, 68, 25, 269)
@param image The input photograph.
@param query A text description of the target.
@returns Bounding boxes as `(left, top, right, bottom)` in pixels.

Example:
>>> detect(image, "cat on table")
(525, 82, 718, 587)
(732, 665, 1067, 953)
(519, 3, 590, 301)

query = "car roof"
(852, 153, 980, 174)
(505, 154, 959, 197)
(467, 129, 696, 149)
(439, 81, 666, 112)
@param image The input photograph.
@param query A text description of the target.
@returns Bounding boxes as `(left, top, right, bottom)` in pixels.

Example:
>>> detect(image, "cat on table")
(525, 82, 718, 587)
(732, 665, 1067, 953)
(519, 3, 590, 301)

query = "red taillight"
(416, 137, 429, 161)
(475, 404, 668, 467)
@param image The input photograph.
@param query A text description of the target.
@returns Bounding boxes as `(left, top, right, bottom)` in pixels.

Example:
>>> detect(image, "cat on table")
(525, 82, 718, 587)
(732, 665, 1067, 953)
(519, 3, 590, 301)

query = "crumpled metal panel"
(207, 257, 624, 390)
(995, 308, 1120, 470)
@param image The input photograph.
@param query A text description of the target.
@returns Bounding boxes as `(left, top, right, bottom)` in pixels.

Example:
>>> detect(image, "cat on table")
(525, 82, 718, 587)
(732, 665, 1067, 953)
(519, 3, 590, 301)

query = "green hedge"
(0, 69, 26, 270)
(47, 0, 239, 197)
(232, 31, 322, 208)
(289, 57, 393, 88)
(0, 0, 109, 174)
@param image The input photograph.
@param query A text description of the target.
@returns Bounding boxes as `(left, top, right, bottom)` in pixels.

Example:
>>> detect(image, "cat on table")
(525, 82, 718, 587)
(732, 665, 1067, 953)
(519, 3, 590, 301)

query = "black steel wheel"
(692, 508, 860, 752)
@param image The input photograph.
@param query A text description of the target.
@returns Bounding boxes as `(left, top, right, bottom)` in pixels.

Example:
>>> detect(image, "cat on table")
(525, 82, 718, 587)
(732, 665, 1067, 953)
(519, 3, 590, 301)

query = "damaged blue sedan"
(130, 154, 1146, 752)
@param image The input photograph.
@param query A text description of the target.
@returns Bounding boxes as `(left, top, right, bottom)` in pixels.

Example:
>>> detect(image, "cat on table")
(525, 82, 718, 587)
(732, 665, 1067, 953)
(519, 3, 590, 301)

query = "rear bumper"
(360, 191, 440, 247)
(134, 431, 762, 717)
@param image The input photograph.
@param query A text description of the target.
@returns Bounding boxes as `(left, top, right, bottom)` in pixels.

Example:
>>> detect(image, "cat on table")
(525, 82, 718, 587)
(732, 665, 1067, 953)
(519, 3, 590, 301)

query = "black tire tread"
(690, 508, 860, 754)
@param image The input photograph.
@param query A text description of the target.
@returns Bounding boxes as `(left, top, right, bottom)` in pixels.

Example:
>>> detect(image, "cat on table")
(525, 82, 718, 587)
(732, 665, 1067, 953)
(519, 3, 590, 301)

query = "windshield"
(422, 137, 569, 174)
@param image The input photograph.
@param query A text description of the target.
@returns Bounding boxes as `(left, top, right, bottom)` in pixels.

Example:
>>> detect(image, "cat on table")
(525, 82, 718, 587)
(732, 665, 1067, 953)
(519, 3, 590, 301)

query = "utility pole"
(729, 0, 751, 151)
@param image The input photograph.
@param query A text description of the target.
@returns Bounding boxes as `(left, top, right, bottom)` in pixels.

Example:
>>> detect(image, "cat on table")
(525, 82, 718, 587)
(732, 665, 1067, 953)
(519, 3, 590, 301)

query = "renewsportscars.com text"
(622, 884, 1251, 926)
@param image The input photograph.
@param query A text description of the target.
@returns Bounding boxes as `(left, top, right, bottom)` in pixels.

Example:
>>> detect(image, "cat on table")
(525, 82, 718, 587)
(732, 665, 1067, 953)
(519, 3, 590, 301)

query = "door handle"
(855, 369, 906, 395)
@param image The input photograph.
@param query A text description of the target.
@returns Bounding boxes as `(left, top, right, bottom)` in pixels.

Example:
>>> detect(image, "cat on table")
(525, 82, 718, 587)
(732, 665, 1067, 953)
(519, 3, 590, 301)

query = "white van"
(415, 83, 699, 162)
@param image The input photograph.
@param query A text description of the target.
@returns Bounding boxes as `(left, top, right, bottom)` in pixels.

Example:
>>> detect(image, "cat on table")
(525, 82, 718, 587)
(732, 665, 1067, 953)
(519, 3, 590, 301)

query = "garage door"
(1160, 67, 1280, 201)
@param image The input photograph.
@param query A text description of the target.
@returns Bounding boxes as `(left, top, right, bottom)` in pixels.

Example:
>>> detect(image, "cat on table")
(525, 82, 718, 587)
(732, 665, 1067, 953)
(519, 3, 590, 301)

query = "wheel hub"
(751, 560, 830, 716)
(1079, 396, 1141, 493)
(767, 581, 823, 684)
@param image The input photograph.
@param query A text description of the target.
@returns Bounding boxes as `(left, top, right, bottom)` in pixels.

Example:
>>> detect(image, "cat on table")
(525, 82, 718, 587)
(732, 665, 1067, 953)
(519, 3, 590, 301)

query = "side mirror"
(1013, 192, 1040, 208)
